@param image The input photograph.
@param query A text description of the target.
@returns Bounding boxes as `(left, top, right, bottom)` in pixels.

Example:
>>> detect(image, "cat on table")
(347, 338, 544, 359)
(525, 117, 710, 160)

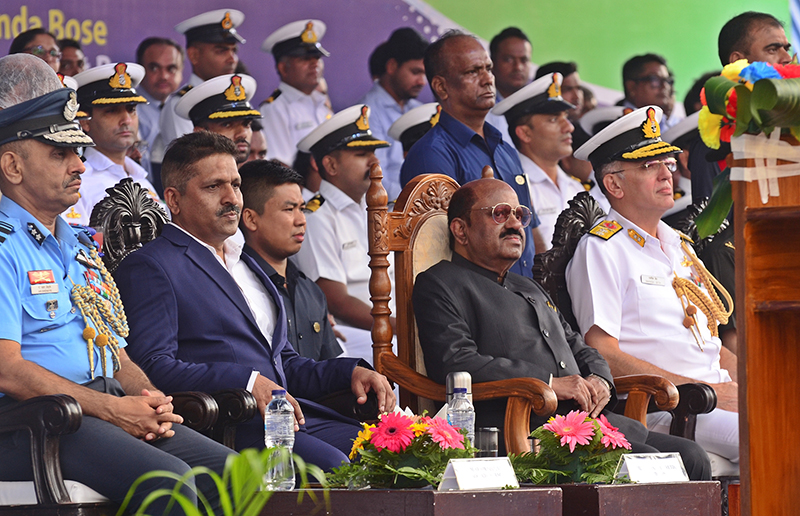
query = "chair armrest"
(171, 391, 219, 432)
(615, 374, 679, 427)
(0, 394, 82, 504)
(670, 383, 717, 441)
(315, 389, 379, 423)
(210, 389, 258, 449)
(378, 352, 558, 455)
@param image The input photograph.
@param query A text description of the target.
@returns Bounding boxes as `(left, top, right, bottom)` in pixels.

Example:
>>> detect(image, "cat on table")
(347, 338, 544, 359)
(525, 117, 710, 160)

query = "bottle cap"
(272, 389, 287, 395)
(453, 387, 467, 394)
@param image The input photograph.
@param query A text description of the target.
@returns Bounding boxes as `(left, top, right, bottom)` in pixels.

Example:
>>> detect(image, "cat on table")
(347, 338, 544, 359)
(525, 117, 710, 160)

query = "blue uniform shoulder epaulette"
(304, 194, 325, 213)
(71, 224, 100, 250)
(0, 220, 14, 245)
(588, 220, 623, 240)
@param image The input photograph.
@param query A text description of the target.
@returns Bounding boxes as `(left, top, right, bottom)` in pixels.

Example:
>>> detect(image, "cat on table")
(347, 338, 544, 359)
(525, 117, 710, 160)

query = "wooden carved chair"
(366, 166, 559, 455)
(531, 192, 727, 450)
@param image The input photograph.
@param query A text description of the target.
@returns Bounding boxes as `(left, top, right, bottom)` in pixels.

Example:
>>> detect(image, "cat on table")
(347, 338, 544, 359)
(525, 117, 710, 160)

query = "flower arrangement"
(698, 59, 800, 151)
(510, 410, 631, 485)
(326, 412, 476, 489)
(694, 59, 800, 237)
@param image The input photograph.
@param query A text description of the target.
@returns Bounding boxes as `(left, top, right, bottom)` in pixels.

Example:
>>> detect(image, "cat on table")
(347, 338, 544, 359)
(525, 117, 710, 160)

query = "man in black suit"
(412, 178, 711, 480)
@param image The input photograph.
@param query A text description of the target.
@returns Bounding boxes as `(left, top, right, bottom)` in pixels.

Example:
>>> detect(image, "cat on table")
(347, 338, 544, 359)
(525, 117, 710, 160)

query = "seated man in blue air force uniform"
(0, 54, 232, 514)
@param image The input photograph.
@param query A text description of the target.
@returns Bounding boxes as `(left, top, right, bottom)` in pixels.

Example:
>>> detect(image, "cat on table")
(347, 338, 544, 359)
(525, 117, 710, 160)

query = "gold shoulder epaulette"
(588, 220, 622, 240)
(177, 84, 193, 97)
(674, 229, 695, 244)
(304, 194, 325, 213)
(0, 220, 13, 245)
(263, 88, 282, 105)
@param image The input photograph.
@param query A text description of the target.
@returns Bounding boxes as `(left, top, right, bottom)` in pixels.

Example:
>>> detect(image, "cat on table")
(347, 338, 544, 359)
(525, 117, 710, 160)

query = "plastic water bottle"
(264, 389, 295, 490)
(447, 387, 475, 446)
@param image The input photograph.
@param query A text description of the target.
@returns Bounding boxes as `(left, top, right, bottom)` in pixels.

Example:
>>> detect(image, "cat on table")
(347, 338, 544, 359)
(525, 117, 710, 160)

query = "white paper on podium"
(438, 457, 519, 491)
(615, 453, 689, 483)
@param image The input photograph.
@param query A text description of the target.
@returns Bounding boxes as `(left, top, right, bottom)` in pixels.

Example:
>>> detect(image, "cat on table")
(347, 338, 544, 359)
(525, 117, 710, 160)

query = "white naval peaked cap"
(175, 9, 246, 45)
(175, 74, 261, 123)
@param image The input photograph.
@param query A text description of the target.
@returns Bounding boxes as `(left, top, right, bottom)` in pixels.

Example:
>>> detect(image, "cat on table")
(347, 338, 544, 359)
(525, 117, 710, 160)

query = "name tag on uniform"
(295, 121, 315, 130)
(342, 240, 358, 250)
(537, 207, 559, 215)
(28, 270, 59, 295)
(640, 275, 666, 286)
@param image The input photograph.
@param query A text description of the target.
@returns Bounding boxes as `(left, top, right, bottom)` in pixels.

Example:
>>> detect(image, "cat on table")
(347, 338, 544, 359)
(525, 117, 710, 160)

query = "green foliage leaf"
(733, 85, 752, 137)
(704, 76, 738, 116)
(750, 78, 800, 131)
(695, 168, 733, 239)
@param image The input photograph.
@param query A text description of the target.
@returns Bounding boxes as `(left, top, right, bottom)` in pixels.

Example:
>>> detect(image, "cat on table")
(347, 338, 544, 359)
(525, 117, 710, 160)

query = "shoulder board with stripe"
(0, 220, 14, 245)
(263, 89, 282, 105)
(304, 194, 325, 213)
(176, 84, 193, 97)
(588, 220, 622, 240)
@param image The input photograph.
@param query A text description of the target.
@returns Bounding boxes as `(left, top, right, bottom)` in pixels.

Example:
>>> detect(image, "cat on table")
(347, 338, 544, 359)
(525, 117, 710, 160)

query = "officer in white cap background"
(159, 9, 246, 157)
(387, 102, 440, 159)
(260, 20, 333, 167)
(176, 73, 262, 165)
(565, 105, 739, 468)
(62, 62, 161, 227)
(492, 72, 586, 251)
(293, 105, 395, 366)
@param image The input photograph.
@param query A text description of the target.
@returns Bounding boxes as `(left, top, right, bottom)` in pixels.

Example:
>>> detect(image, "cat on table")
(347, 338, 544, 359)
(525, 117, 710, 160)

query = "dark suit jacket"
(114, 225, 360, 444)
(413, 253, 616, 429)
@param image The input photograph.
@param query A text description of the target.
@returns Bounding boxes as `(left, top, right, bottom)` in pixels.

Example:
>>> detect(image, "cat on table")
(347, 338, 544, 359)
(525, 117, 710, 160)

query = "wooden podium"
(734, 173, 800, 515)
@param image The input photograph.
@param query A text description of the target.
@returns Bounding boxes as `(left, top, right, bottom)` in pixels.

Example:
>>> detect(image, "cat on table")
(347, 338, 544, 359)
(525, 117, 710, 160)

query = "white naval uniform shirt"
(293, 180, 394, 315)
(519, 154, 586, 251)
(159, 73, 203, 149)
(566, 209, 731, 384)
(62, 147, 161, 227)
(260, 81, 333, 166)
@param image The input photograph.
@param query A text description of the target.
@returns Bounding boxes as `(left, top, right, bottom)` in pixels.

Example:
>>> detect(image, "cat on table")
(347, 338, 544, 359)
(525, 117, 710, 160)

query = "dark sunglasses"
(24, 45, 62, 59)
(472, 202, 532, 228)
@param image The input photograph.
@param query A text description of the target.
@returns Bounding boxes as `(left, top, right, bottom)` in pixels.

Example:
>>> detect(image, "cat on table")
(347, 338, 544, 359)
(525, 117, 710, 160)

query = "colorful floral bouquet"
(694, 59, 800, 236)
(326, 412, 476, 489)
(510, 410, 631, 485)
(698, 59, 800, 151)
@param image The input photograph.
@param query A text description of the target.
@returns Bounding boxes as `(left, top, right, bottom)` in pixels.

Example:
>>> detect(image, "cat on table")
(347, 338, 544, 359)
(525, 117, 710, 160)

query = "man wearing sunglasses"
(413, 177, 711, 480)
(618, 54, 682, 132)
(567, 106, 740, 469)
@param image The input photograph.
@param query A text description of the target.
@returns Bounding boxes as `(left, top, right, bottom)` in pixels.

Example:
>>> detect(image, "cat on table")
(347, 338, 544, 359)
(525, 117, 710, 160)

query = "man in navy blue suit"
(114, 131, 394, 470)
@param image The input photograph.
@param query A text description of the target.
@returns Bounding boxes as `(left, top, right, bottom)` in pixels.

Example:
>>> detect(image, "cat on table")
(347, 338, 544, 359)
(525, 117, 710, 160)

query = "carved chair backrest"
(532, 191, 606, 328)
(367, 167, 458, 410)
(89, 178, 169, 272)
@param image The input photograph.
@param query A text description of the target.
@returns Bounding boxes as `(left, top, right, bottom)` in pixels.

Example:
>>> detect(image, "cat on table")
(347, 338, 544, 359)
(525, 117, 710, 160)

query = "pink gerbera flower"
(371, 412, 415, 453)
(543, 410, 595, 453)
(597, 414, 632, 450)
(426, 417, 465, 450)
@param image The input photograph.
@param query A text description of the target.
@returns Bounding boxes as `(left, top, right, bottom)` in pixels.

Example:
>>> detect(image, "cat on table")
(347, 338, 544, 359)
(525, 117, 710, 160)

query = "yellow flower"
(698, 106, 722, 150)
(721, 59, 754, 90)
(410, 422, 429, 437)
(349, 423, 375, 460)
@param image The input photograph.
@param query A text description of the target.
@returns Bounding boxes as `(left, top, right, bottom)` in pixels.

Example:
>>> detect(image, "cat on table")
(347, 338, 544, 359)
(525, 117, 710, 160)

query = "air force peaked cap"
(175, 9, 246, 45)
(492, 72, 575, 124)
(175, 74, 261, 124)
(298, 104, 388, 160)
(0, 88, 93, 147)
(574, 105, 681, 170)
(262, 20, 329, 60)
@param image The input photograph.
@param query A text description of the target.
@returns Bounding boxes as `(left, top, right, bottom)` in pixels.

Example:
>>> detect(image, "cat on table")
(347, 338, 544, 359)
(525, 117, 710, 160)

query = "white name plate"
(615, 453, 689, 483)
(438, 457, 519, 491)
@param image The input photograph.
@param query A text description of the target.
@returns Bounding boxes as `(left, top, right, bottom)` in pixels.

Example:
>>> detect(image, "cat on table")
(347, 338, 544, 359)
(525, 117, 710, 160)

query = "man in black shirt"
(239, 159, 342, 360)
